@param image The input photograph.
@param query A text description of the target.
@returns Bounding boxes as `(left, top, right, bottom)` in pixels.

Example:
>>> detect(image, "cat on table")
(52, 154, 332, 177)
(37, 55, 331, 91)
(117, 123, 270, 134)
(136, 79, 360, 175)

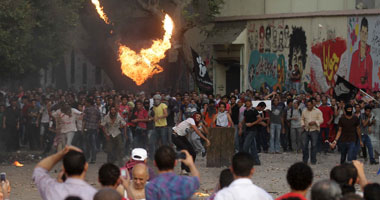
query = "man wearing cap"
(150, 94, 168, 156)
(124, 148, 155, 180)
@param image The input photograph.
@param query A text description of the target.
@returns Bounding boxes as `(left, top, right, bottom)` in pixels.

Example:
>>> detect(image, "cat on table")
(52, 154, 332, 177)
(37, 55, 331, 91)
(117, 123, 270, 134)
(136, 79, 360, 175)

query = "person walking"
(301, 100, 323, 165)
(83, 98, 101, 163)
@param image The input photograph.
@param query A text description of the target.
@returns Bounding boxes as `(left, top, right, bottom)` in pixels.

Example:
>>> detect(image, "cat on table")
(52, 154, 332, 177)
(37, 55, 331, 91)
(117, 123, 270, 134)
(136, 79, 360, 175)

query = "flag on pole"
(191, 48, 213, 94)
(333, 75, 359, 102)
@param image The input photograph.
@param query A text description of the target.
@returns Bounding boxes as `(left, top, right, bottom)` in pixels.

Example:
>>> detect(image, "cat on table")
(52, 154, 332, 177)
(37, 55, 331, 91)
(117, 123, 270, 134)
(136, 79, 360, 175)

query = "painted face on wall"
(360, 26, 368, 44)
(279, 30, 284, 50)
(292, 47, 303, 70)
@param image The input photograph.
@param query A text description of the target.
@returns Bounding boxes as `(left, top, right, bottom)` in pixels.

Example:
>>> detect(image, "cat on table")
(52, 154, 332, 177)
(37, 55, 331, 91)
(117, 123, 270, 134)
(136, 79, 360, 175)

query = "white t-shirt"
(172, 118, 195, 136)
(215, 178, 273, 200)
(52, 108, 82, 133)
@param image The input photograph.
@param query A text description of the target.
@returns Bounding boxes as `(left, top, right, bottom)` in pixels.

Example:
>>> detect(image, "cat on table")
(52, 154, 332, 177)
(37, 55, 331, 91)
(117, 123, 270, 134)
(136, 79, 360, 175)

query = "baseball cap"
(131, 148, 148, 161)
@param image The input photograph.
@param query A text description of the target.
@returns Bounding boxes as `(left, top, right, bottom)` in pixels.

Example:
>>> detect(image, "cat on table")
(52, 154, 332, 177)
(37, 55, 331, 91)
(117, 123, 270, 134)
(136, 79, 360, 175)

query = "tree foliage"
(0, 0, 84, 79)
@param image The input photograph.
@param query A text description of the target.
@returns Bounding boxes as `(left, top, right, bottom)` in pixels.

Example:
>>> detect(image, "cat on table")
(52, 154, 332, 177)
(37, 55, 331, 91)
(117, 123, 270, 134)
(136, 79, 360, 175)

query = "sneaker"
(370, 161, 379, 165)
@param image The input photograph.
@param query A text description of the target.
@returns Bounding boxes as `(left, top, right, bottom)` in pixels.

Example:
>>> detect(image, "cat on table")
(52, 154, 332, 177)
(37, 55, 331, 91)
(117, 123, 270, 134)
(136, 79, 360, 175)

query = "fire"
(194, 192, 210, 197)
(13, 161, 24, 167)
(118, 14, 174, 85)
(91, 0, 110, 24)
(90, 0, 174, 85)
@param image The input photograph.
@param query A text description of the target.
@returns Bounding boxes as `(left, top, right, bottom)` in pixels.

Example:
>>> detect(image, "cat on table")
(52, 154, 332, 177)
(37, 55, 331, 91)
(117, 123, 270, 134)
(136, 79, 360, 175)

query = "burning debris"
(12, 161, 24, 167)
(91, 0, 174, 86)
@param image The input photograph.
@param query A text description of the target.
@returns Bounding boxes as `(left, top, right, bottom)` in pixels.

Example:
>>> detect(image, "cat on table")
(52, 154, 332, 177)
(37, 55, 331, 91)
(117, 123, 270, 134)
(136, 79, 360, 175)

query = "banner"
(333, 75, 359, 102)
(191, 48, 213, 94)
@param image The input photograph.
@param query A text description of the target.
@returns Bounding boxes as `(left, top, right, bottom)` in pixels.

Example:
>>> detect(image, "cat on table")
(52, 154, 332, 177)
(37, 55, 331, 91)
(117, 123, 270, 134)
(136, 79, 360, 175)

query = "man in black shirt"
(239, 99, 266, 165)
(2, 98, 20, 151)
(331, 104, 363, 164)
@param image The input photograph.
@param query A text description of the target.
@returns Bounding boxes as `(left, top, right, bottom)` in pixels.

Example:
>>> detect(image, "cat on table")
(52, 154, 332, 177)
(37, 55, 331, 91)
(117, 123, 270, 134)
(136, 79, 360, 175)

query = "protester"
(214, 152, 273, 200)
(151, 94, 169, 153)
(287, 100, 303, 153)
(318, 96, 333, 154)
(239, 100, 266, 165)
(82, 98, 101, 163)
(364, 183, 380, 200)
(3, 98, 20, 152)
(359, 105, 378, 164)
(301, 100, 323, 164)
(310, 180, 342, 200)
(145, 146, 200, 200)
(101, 105, 127, 166)
(94, 188, 122, 200)
(268, 97, 284, 154)
(124, 148, 155, 181)
(171, 112, 210, 174)
(208, 169, 234, 200)
(32, 146, 97, 200)
(331, 105, 363, 164)
(212, 102, 233, 127)
(276, 162, 313, 200)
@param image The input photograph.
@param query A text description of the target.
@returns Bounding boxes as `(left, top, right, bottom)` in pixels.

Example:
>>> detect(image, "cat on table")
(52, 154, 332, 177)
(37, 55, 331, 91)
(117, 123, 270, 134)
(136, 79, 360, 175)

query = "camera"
(0, 172, 6, 182)
(176, 152, 186, 160)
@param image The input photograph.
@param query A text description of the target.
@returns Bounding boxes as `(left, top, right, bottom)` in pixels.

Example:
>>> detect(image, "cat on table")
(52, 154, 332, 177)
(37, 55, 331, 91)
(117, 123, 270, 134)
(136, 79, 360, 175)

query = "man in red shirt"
(276, 162, 313, 200)
(131, 100, 148, 148)
(318, 96, 333, 154)
(349, 17, 372, 91)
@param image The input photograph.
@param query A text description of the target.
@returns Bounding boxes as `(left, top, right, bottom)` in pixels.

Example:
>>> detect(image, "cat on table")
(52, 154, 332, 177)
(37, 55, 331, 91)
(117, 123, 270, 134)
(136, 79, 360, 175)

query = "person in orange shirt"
(202, 100, 217, 128)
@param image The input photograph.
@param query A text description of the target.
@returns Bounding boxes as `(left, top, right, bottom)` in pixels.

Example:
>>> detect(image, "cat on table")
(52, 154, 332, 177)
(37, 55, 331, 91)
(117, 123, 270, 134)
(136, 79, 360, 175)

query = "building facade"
(204, 0, 380, 95)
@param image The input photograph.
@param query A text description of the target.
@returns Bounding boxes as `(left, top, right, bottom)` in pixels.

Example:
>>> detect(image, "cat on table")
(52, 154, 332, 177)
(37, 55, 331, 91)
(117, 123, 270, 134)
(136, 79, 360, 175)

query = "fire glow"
(91, 0, 174, 85)
(13, 161, 24, 167)
(91, 0, 110, 24)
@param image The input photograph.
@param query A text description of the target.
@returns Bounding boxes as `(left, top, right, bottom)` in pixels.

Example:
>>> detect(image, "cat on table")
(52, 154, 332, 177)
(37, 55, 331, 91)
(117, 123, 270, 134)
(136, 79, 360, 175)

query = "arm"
(238, 118, 245, 136)
(181, 150, 200, 180)
(36, 146, 82, 171)
(191, 124, 210, 146)
(357, 125, 363, 146)
(247, 114, 262, 127)
(352, 160, 368, 191)
(227, 113, 234, 128)
(315, 110, 324, 127)
(212, 114, 217, 127)
(327, 109, 334, 125)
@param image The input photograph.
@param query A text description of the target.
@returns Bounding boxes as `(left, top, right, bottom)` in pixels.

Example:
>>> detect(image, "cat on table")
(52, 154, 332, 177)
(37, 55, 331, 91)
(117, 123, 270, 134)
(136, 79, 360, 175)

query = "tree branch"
(137, 0, 163, 18)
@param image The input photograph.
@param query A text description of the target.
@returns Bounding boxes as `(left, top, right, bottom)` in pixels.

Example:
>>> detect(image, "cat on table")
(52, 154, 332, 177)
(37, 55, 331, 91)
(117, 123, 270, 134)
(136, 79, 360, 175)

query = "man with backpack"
(287, 100, 303, 153)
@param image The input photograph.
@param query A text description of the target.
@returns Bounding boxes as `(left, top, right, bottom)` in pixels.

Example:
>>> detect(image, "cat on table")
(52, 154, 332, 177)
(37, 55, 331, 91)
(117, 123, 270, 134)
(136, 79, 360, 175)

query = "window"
(82, 63, 87, 84)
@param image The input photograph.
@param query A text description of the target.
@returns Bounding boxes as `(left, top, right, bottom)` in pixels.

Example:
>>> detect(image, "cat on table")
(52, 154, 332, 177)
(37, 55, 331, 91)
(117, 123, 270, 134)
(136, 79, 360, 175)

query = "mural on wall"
(248, 22, 305, 92)
(347, 16, 380, 91)
(309, 38, 347, 95)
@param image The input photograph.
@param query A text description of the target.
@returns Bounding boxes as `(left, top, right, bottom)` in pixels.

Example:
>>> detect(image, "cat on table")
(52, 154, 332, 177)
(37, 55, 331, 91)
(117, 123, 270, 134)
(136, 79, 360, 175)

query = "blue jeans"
(302, 130, 319, 164)
(242, 130, 260, 164)
(147, 129, 156, 159)
(133, 127, 147, 149)
(362, 134, 375, 162)
(84, 129, 98, 162)
(292, 81, 300, 94)
(338, 141, 357, 164)
(234, 124, 241, 153)
(319, 127, 330, 153)
(155, 126, 169, 146)
(270, 123, 281, 153)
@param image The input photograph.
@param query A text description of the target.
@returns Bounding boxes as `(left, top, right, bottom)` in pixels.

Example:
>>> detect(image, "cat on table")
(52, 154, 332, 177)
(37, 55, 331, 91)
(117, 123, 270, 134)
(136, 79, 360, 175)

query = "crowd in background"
(1, 86, 380, 199)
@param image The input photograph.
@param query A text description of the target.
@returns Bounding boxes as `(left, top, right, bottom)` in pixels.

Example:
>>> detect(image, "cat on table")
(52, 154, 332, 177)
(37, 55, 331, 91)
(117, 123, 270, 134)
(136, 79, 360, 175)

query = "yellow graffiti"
(322, 45, 340, 82)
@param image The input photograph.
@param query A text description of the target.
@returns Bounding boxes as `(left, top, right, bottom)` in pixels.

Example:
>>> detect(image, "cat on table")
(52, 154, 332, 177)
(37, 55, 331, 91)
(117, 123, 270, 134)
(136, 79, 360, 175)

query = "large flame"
(118, 14, 174, 85)
(91, 0, 110, 24)
(90, 1, 174, 85)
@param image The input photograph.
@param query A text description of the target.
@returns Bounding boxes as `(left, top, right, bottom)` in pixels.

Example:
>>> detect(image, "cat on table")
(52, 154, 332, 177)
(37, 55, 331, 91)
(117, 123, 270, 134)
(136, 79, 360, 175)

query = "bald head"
(94, 188, 122, 200)
(132, 163, 149, 190)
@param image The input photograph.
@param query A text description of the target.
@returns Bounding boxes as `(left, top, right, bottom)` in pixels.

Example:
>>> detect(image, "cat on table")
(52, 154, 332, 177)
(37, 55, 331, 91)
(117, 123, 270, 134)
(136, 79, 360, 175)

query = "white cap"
(131, 148, 148, 161)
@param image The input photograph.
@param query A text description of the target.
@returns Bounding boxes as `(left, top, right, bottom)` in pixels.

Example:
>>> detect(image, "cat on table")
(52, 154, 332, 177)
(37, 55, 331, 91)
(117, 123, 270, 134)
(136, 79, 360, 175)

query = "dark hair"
(86, 98, 94, 105)
(98, 163, 121, 187)
(232, 152, 254, 177)
(65, 197, 82, 200)
(345, 104, 353, 111)
(342, 193, 364, 200)
(219, 102, 227, 108)
(361, 17, 368, 30)
(364, 183, 380, 200)
(135, 99, 143, 105)
(154, 145, 176, 171)
(257, 102, 266, 108)
(286, 162, 313, 191)
(230, 96, 237, 100)
(121, 95, 128, 100)
(219, 168, 234, 189)
(287, 99, 294, 105)
(63, 150, 86, 176)
(365, 105, 372, 111)
(330, 164, 356, 195)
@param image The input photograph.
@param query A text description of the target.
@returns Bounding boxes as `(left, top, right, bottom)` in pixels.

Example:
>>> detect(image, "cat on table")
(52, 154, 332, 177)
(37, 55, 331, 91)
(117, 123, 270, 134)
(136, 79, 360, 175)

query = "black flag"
(333, 75, 359, 102)
(191, 48, 213, 94)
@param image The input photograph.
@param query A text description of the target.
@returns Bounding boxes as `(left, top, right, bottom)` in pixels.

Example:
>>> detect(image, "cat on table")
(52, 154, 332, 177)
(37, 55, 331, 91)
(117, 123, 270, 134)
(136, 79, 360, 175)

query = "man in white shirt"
(215, 152, 273, 200)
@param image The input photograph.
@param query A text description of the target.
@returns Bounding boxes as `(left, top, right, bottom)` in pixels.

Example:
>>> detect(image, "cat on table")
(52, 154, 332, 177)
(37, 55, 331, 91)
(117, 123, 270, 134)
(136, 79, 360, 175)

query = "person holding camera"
(145, 145, 200, 200)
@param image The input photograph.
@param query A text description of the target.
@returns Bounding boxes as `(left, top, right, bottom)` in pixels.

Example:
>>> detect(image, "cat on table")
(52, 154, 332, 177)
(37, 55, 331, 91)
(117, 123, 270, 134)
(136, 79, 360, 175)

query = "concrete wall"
(219, 0, 355, 17)
(245, 14, 380, 94)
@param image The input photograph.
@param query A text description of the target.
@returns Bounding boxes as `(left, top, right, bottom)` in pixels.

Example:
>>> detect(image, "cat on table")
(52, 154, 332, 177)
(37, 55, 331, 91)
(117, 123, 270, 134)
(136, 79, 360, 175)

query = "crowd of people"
(1, 86, 380, 199)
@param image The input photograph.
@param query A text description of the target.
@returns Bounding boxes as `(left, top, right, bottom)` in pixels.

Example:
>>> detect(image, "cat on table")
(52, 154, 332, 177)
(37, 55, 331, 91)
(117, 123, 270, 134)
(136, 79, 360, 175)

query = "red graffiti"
(311, 38, 347, 94)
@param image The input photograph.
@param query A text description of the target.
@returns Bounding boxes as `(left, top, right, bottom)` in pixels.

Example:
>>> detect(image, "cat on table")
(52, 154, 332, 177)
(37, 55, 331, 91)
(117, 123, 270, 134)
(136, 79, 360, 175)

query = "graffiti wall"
(245, 17, 379, 94)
